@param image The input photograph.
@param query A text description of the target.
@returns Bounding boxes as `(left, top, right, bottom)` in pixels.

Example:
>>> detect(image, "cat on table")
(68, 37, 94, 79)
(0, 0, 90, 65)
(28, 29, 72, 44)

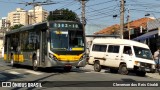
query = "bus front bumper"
(45, 58, 87, 67)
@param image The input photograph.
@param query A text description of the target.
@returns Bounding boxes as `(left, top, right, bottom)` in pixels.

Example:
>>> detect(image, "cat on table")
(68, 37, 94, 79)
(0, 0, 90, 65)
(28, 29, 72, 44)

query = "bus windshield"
(133, 46, 153, 60)
(50, 30, 84, 51)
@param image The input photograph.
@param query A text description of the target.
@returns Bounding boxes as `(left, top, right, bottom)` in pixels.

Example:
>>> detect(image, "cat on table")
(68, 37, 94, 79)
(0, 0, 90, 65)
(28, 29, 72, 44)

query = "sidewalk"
(146, 72, 160, 80)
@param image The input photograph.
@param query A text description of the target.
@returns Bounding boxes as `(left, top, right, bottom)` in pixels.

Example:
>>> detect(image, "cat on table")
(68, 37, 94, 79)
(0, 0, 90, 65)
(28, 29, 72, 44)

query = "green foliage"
(47, 9, 80, 22)
(10, 24, 24, 30)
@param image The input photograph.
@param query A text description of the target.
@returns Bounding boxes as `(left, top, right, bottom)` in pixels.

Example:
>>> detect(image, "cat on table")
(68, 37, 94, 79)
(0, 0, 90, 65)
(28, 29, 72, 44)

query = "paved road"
(0, 58, 160, 90)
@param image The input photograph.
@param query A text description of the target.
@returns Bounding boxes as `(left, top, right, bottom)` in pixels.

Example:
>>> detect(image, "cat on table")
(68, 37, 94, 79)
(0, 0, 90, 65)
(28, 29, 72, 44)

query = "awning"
(132, 30, 158, 41)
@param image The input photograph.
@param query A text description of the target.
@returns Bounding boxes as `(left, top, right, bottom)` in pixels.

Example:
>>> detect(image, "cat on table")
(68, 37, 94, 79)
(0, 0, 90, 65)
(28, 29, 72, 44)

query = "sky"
(1, 0, 160, 27)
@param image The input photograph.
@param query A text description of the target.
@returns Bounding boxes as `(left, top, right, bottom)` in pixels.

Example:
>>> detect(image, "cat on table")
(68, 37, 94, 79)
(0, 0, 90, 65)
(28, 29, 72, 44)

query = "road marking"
(25, 70, 43, 75)
(7, 71, 21, 75)
(0, 74, 7, 81)
(0, 74, 6, 78)
(84, 71, 106, 74)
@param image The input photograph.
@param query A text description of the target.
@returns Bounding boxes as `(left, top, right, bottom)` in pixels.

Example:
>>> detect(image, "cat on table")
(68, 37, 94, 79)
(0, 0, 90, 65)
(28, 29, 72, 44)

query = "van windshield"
(133, 46, 153, 60)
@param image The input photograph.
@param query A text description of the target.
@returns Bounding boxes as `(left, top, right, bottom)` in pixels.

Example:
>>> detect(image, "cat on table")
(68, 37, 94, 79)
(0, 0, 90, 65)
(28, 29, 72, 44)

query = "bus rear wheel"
(33, 57, 38, 71)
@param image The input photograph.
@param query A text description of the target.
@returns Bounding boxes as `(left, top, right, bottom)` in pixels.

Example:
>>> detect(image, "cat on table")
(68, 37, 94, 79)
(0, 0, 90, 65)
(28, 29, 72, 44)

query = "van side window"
(123, 46, 132, 55)
(108, 45, 120, 53)
(92, 44, 107, 52)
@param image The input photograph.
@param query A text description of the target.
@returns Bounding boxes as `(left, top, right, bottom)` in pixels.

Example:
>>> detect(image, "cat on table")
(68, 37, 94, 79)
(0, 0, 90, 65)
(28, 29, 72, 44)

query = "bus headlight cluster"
(80, 54, 86, 61)
(49, 53, 58, 61)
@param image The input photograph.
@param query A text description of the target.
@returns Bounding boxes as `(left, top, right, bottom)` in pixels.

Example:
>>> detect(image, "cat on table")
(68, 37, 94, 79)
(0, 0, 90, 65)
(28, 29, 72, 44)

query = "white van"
(88, 38, 156, 76)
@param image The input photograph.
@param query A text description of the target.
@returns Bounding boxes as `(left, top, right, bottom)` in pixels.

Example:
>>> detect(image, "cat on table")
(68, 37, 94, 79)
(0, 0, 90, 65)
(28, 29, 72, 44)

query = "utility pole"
(127, 8, 130, 40)
(120, 0, 125, 39)
(78, 0, 88, 52)
(79, 0, 88, 31)
(33, 0, 36, 23)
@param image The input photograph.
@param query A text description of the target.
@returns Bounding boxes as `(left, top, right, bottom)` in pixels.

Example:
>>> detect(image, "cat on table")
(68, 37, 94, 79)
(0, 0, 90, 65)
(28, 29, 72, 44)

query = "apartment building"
(8, 8, 28, 26)
(28, 6, 48, 25)
(0, 17, 7, 53)
(7, 6, 48, 26)
(0, 17, 7, 29)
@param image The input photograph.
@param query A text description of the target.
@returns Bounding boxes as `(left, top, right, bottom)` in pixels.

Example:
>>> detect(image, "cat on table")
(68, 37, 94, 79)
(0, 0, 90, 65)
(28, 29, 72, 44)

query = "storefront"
(133, 18, 160, 54)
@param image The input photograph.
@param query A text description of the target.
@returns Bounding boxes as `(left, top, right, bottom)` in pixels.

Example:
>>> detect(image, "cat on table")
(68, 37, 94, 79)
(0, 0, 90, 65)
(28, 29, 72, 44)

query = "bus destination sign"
(50, 23, 82, 29)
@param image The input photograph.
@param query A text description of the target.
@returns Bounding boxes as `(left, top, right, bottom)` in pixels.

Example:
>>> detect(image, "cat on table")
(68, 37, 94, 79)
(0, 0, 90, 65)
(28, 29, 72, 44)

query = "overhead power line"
(0, 0, 20, 4)
(86, 0, 114, 7)
(18, 0, 56, 6)
(86, 8, 119, 18)
(87, 13, 118, 21)
(18, 0, 56, 23)
(86, 5, 119, 14)
(130, 9, 160, 14)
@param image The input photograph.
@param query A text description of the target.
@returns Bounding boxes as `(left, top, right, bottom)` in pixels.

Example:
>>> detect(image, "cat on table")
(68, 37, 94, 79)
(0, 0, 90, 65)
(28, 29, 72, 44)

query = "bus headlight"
(49, 53, 53, 58)
(49, 53, 58, 61)
(80, 54, 86, 61)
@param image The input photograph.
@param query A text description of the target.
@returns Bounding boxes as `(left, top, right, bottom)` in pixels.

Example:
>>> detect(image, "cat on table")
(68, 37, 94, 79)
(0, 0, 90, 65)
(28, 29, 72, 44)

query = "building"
(7, 6, 49, 26)
(94, 17, 157, 53)
(94, 24, 120, 35)
(133, 18, 160, 53)
(0, 17, 7, 53)
(0, 17, 7, 29)
(95, 17, 154, 39)
(28, 6, 48, 25)
(7, 8, 28, 26)
(85, 24, 106, 35)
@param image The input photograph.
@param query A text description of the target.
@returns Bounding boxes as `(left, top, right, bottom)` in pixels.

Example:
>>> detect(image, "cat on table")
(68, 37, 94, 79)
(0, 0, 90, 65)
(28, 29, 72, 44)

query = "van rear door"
(90, 44, 107, 65)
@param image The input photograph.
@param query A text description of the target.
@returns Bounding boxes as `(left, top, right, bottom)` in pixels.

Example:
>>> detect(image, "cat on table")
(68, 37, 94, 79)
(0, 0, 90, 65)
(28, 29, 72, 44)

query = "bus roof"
(48, 20, 81, 23)
(93, 38, 149, 49)
(6, 22, 47, 35)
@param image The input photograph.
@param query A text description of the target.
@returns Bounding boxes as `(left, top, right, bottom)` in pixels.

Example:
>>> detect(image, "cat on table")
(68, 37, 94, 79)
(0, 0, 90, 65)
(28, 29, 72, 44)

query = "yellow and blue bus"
(4, 20, 87, 71)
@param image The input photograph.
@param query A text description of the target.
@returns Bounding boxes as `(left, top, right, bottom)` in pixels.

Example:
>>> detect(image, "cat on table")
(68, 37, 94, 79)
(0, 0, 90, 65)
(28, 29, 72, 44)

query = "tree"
(47, 9, 80, 22)
(10, 24, 24, 30)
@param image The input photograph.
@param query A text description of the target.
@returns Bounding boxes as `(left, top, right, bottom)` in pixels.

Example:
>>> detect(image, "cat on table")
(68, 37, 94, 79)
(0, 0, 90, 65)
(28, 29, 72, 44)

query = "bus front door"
(40, 30, 47, 66)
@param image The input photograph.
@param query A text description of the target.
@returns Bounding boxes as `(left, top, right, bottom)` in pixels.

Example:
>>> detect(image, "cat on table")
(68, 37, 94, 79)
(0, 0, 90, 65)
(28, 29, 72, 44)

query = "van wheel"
(33, 57, 38, 71)
(119, 64, 129, 75)
(94, 62, 101, 72)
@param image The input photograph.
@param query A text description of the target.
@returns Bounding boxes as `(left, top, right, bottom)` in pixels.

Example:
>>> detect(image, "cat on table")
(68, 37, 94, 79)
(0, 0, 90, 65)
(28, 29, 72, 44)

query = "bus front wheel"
(33, 57, 38, 71)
